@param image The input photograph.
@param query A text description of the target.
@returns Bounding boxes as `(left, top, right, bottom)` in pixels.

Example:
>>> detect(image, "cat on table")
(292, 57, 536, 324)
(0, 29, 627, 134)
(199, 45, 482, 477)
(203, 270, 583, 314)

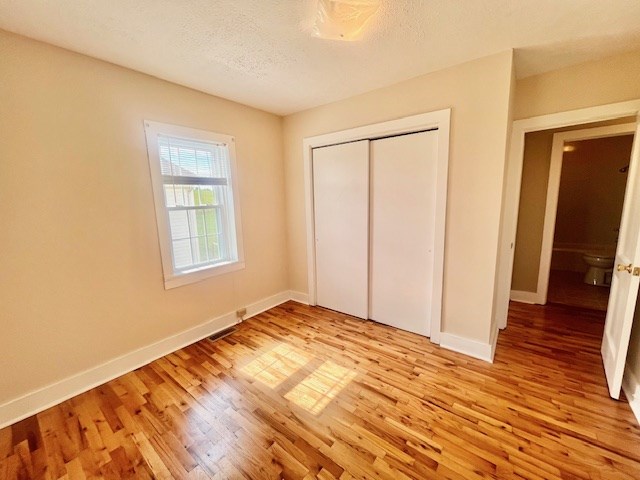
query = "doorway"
(547, 132, 634, 310)
(511, 122, 635, 310)
(495, 99, 640, 400)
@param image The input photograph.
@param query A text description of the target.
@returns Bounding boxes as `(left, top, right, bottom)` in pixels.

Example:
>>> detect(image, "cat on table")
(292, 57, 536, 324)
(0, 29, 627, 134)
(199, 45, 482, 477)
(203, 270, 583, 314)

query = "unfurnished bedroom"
(2, 1, 640, 479)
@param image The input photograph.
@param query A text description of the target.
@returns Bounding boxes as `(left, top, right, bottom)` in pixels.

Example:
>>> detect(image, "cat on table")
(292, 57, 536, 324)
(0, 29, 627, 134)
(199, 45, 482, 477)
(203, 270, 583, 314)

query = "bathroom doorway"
(498, 102, 640, 399)
(546, 128, 634, 310)
(509, 119, 636, 309)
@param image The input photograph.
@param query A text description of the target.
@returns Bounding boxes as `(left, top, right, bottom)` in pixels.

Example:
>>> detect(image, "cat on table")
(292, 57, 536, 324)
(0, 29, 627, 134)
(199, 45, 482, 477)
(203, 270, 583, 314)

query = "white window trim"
(144, 120, 245, 289)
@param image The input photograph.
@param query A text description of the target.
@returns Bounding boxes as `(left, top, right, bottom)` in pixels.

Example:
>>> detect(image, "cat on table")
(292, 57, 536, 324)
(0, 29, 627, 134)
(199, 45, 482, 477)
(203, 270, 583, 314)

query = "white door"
(369, 131, 439, 336)
(313, 140, 370, 319)
(602, 118, 640, 399)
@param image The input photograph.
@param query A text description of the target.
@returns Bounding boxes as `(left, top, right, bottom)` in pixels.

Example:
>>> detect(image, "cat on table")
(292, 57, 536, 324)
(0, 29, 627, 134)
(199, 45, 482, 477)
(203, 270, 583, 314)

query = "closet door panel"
(370, 131, 438, 336)
(313, 140, 369, 319)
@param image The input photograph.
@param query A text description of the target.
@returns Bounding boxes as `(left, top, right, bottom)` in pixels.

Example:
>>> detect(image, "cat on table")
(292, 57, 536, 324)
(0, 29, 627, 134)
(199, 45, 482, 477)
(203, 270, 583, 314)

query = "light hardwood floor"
(1, 301, 639, 479)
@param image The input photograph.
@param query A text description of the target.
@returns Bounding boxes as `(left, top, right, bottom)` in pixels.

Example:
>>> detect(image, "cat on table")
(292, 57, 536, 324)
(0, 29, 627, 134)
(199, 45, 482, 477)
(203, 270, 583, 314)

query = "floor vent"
(208, 326, 237, 342)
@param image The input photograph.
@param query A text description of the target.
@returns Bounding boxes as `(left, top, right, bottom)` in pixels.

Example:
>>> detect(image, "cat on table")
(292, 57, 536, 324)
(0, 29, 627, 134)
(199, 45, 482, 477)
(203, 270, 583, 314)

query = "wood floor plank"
(1, 301, 640, 479)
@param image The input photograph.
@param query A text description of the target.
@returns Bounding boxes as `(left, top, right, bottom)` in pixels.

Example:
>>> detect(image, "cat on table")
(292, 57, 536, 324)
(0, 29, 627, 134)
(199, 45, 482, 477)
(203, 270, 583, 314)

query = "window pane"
(214, 185, 225, 205)
(194, 209, 207, 237)
(196, 185, 215, 206)
(172, 239, 192, 269)
(168, 210, 190, 240)
(163, 184, 221, 207)
(182, 186, 197, 206)
(164, 185, 177, 207)
(192, 186, 202, 206)
(178, 146, 197, 175)
(196, 150, 213, 177)
(211, 148, 229, 178)
(206, 235, 221, 260)
(204, 209, 217, 236)
(191, 236, 209, 264)
(169, 206, 227, 269)
(185, 209, 196, 239)
(159, 143, 172, 175)
(172, 184, 184, 206)
(169, 145, 182, 175)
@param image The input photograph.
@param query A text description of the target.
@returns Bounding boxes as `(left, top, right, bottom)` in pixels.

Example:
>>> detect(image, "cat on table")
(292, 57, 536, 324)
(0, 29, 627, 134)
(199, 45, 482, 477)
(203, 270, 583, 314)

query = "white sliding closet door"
(313, 140, 369, 319)
(370, 131, 439, 336)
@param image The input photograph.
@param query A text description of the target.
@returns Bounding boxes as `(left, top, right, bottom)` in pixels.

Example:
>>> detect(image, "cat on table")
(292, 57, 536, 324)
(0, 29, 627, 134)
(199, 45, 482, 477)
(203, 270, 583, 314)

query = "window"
(144, 121, 244, 288)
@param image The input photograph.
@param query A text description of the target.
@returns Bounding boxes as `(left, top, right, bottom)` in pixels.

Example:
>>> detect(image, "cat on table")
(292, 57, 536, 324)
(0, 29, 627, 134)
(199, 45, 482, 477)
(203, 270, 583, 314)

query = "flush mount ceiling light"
(311, 0, 381, 41)
(563, 145, 576, 152)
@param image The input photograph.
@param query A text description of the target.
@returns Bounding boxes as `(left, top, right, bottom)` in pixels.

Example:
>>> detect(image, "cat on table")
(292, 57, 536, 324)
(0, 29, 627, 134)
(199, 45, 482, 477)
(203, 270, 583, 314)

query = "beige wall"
(511, 118, 634, 291)
(0, 30, 288, 404)
(283, 51, 514, 343)
(554, 135, 632, 246)
(514, 48, 640, 120)
(512, 129, 555, 291)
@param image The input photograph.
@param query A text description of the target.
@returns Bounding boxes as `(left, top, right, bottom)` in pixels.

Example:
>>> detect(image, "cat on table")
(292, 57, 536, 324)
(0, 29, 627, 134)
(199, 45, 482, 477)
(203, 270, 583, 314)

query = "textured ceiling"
(1, 0, 640, 115)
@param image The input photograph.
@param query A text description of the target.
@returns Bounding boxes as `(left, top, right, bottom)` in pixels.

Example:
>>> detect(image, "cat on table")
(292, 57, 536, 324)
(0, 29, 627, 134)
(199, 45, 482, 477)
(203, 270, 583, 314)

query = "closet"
(312, 129, 440, 337)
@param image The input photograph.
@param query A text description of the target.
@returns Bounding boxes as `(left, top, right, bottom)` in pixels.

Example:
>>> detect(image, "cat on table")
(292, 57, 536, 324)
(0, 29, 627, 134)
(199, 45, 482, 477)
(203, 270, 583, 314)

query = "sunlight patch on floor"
(284, 360, 357, 415)
(240, 343, 313, 388)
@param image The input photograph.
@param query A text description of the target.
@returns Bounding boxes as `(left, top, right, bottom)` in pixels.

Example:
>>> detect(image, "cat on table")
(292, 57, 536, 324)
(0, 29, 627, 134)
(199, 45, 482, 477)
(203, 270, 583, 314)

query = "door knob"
(617, 263, 633, 273)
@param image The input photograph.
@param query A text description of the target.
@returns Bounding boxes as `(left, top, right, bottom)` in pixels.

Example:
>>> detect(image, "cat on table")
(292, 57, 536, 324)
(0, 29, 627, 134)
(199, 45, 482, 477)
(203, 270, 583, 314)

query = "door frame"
(495, 99, 640, 330)
(303, 109, 451, 343)
(533, 123, 636, 305)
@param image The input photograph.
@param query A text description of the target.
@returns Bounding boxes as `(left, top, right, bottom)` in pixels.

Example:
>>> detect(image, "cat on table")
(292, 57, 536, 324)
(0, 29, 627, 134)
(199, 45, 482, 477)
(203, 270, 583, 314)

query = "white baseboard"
(288, 290, 310, 305)
(623, 365, 640, 426)
(287, 290, 499, 363)
(0, 290, 297, 430)
(510, 289, 540, 304)
(0, 289, 500, 428)
(440, 330, 498, 363)
(243, 291, 290, 319)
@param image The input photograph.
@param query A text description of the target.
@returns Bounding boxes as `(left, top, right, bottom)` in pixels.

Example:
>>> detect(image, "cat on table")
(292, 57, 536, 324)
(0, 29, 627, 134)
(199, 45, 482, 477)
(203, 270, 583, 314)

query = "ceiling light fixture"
(563, 145, 576, 152)
(311, 0, 381, 41)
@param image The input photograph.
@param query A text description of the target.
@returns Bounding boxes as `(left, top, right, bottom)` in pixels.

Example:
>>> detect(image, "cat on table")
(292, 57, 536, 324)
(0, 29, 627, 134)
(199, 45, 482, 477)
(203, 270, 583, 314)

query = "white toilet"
(582, 253, 615, 286)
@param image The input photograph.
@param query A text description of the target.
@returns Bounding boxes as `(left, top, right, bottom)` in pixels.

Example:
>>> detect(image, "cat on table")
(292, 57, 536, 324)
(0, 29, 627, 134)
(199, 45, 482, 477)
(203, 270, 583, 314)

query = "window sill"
(163, 260, 245, 289)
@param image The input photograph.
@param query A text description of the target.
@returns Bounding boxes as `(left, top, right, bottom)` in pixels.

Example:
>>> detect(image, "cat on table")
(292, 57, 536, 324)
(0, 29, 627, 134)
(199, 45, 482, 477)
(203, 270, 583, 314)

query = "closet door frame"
(303, 109, 451, 344)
